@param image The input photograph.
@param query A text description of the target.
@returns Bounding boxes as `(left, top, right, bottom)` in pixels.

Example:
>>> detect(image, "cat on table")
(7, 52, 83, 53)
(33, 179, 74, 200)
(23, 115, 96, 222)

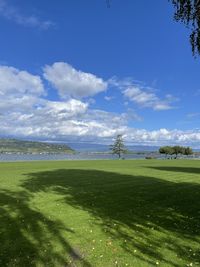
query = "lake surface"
(0, 153, 196, 162)
(0, 153, 152, 162)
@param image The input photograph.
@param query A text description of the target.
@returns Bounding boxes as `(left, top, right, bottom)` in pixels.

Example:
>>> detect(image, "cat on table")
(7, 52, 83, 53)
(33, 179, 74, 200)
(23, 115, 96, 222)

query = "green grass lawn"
(1, 159, 200, 267)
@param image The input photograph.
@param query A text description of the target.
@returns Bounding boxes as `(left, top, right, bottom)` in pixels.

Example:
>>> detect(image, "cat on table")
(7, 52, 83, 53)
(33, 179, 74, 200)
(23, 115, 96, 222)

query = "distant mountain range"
(0, 139, 198, 154)
(0, 139, 160, 154)
(68, 142, 159, 152)
(0, 139, 74, 154)
(67, 142, 200, 152)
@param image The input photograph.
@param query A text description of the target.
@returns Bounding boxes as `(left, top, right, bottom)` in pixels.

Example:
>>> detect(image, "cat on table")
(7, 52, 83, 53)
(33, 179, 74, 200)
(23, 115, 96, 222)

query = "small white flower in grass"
(134, 250, 137, 253)
(156, 261, 159, 265)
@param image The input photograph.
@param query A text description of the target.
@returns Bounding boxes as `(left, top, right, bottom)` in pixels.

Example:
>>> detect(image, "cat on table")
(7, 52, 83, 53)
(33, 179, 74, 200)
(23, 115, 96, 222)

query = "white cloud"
(124, 86, 175, 111)
(2, 102, 200, 146)
(125, 128, 200, 147)
(0, 65, 45, 114)
(0, 95, 42, 113)
(0, 63, 199, 147)
(109, 77, 177, 111)
(0, 0, 54, 29)
(0, 66, 44, 96)
(43, 62, 108, 99)
(42, 99, 88, 120)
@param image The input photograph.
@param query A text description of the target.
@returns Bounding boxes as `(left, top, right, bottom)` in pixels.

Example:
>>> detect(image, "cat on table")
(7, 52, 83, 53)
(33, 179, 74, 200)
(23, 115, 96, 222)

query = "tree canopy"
(159, 145, 193, 158)
(171, 0, 200, 55)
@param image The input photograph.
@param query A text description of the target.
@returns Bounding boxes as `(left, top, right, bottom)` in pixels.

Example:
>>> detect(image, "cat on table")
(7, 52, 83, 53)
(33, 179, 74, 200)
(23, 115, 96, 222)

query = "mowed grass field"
(1, 160, 200, 267)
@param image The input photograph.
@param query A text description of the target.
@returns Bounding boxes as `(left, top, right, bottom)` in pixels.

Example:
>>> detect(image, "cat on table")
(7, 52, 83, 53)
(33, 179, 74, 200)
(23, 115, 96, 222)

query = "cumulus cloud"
(124, 128, 200, 147)
(0, 66, 44, 96)
(0, 110, 124, 142)
(2, 103, 200, 146)
(0, 65, 45, 114)
(1, 63, 199, 147)
(42, 99, 88, 120)
(43, 62, 108, 99)
(0, 0, 54, 29)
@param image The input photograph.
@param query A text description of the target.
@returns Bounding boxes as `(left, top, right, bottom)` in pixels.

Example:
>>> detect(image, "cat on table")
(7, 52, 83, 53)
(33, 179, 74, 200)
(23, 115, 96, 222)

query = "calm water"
(0, 153, 151, 162)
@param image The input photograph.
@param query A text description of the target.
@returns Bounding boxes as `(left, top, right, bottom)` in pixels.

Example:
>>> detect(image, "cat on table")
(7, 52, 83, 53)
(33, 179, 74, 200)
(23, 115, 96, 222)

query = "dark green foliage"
(171, 0, 200, 55)
(183, 146, 194, 155)
(172, 145, 183, 158)
(159, 145, 193, 158)
(159, 146, 174, 157)
(110, 134, 127, 158)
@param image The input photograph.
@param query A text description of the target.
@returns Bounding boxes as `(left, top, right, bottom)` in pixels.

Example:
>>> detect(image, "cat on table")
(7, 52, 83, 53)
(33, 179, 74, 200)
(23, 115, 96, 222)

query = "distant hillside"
(0, 139, 74, 154)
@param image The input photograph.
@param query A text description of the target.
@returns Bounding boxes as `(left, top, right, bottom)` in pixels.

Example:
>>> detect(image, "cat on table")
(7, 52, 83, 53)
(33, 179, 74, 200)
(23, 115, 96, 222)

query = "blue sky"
(0, 0, 200, 146)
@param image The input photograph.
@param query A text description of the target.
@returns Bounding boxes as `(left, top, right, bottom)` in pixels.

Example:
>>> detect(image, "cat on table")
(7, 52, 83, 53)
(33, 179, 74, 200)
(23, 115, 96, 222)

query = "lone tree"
(110, 134, 127, 158)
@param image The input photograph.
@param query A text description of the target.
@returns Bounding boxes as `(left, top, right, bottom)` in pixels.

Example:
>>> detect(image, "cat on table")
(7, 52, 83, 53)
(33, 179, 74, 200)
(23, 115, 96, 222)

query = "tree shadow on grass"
(0, 189, 91, 267)
(146, 166, 200, 175)
(22, 169, 200, 266)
